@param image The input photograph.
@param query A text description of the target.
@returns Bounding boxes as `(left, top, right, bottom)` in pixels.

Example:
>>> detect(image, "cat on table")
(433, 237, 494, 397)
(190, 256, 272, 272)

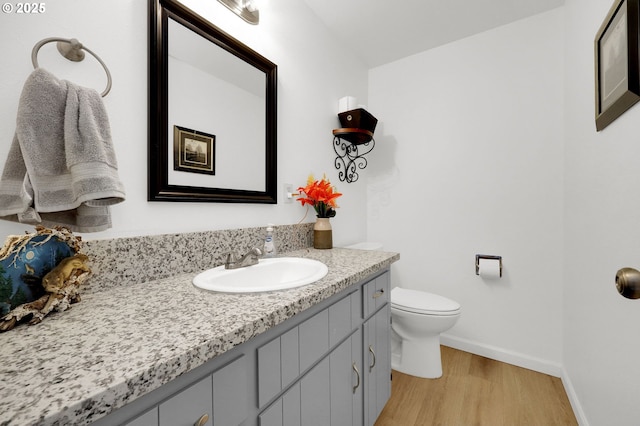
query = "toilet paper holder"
(475, 254, 502, 277)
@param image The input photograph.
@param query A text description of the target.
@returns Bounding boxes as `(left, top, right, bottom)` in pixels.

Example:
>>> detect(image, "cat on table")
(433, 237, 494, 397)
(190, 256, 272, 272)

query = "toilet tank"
(344, 242, 383, 251)
(344, 242, 397, 289)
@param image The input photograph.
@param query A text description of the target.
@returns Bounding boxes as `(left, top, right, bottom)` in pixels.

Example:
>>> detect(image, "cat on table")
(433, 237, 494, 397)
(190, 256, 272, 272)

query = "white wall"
(564, 0, 640, 424)
(368, 9, 565, 374)
(0, 0, 369, 243)
(168, 57, 265, 190)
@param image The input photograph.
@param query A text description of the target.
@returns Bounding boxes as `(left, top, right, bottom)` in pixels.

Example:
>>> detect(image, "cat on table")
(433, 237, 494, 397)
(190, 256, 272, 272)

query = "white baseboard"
(560, 367, 589, 426)
(440, 333, 562, 377)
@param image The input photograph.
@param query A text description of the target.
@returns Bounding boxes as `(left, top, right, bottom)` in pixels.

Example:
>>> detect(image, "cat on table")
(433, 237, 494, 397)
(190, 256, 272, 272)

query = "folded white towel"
(0, 68, 125, 232)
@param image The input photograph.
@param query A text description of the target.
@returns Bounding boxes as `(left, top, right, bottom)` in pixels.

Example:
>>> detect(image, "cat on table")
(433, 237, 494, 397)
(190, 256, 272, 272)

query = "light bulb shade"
(245, 0, 257, 12)
(218, 0, 259, 24)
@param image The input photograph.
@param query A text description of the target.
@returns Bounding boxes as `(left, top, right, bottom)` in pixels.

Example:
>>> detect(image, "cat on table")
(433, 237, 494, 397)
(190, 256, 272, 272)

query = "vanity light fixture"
(217, 0, 260, 24)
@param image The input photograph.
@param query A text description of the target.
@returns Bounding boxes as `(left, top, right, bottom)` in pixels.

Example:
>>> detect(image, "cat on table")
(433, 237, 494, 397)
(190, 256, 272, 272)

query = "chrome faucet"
(225, 247, 262, 269)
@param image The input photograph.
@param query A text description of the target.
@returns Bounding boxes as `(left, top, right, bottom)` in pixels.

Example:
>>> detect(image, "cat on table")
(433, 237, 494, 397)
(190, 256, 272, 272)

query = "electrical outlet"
(283, 183, 294, 203)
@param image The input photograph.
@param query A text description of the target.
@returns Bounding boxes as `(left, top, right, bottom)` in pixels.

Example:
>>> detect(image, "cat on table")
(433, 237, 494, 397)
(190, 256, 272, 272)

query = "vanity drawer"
(363, 273, 390, 318)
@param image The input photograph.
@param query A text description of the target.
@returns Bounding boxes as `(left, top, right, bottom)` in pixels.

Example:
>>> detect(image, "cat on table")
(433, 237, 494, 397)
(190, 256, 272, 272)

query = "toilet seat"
(391, 287, 461, 316)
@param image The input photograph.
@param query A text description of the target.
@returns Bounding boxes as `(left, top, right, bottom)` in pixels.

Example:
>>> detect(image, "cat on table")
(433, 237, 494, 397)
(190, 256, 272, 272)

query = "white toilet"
(345, 242, 461, 379)
(390, 287, 460, 379)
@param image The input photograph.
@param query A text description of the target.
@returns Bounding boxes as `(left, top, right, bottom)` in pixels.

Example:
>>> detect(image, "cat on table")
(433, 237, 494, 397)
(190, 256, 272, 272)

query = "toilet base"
(391, 334, 443, 379)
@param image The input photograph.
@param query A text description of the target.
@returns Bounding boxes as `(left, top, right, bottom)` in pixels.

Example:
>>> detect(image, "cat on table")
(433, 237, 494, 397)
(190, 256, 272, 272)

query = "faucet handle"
(225, 251, 238, 263)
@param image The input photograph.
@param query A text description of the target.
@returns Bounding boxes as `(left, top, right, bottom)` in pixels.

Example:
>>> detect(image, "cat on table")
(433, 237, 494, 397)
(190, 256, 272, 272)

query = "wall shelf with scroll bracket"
(333, 108, 378, 183)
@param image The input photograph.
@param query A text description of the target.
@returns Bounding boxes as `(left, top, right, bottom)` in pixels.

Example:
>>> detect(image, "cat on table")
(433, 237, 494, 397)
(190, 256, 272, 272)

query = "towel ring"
(31, 37, 112, 97)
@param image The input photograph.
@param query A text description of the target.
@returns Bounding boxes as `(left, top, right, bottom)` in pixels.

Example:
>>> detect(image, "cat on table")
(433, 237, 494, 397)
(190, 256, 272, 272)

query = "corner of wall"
(561, 367, 589, 426)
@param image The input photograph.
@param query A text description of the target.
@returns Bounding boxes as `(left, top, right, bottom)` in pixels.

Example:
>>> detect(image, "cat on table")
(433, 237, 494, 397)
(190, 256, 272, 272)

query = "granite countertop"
(0, 247, 399, 426)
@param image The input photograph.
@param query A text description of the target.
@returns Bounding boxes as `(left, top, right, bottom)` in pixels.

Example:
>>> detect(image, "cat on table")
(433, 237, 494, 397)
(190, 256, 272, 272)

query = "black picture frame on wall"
(595, 0, 640, 131)
(149, 0, 278, 203)
(173, 126, 216, 176)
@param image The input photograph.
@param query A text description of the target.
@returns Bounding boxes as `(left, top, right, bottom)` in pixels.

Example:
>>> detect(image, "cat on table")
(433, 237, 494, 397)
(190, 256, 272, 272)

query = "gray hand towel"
(0, 68, 125, 232)
(64, 78, 125, 208)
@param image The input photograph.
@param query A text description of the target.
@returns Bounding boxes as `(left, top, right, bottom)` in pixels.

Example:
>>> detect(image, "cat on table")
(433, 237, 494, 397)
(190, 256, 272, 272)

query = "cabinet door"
(329, 329, 362, 426)
(351, 289, 361, 329)
(123, 408, 158, 426)
(351, 328, 364, 426)
(281, 326, 300, 389)
(300, 357, 331, 425)
(159, 376, 212, 426)
(299, 309, 329, 373)
(363, 304, 391, 426)
(374, 304, 391, 419)
(282, 382, 301, 426)
(329, 294, 352, 347)
(258, 328, 300, 409)
(258, 336, 282, 407)
(258, 381, 301, 426)
(259, 399, 282, 426)
(212, 355, 248, 426)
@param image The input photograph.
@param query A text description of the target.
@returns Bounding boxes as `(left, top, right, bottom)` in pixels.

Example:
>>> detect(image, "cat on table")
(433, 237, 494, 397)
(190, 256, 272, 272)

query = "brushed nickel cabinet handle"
(373, 289, 384, 299)
(352, 362, 361, 394)
(195, 413, 209, 426)
(368, 345, 376, 372)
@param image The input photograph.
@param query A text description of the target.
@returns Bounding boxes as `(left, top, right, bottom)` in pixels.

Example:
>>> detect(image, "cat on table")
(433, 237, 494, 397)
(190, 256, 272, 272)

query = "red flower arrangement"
(296, 174, 342, 218)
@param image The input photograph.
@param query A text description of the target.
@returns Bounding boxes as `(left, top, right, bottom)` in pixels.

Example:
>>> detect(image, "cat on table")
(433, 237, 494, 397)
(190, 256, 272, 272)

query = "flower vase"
(314, 218, 333, 249)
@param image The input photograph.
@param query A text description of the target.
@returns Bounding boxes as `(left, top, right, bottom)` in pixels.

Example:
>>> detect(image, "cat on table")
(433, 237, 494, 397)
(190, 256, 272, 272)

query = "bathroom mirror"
(149, 0, 277, 203)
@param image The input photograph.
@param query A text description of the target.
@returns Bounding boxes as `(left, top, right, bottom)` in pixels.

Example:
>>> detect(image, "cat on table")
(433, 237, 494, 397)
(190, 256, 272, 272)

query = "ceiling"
(302, 0, 565, 67)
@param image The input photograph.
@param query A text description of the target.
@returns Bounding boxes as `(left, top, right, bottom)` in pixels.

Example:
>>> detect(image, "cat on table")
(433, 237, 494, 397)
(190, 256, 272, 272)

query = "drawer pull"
(352, 362, 360, 393)
(195, 413, 209, 426)
(368, 345, 376, 372)
(372, 289, 384, 299)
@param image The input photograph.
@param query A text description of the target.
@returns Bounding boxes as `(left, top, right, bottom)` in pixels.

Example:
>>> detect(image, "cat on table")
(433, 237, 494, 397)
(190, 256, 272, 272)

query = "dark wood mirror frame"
(149, 0, 277, 203)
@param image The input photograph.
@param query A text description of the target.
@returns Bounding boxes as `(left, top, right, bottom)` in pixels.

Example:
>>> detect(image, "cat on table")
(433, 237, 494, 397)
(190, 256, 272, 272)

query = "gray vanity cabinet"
(257, 293, 358, 426)
(121, 355, 247, 426)
(259, 328, 362, 426)
(258, 272, 389, 426)
(104, 269, 391, 426)
(363, 273, 391, 426)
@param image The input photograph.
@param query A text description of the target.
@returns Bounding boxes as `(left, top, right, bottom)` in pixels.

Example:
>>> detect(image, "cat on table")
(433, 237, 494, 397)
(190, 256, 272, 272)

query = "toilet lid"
(391, 287, 461, 315)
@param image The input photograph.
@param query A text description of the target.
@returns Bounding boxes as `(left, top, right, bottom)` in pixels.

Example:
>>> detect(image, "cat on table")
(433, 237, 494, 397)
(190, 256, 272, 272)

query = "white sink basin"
(192, 257, 329, 293)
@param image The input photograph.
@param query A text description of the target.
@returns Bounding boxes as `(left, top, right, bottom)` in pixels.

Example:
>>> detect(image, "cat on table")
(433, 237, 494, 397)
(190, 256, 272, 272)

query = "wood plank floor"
(375, 346, 577, 426)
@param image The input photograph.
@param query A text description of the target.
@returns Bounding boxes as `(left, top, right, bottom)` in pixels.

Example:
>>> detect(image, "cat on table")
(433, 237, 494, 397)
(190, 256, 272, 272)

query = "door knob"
(615, 267, 640, 299)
